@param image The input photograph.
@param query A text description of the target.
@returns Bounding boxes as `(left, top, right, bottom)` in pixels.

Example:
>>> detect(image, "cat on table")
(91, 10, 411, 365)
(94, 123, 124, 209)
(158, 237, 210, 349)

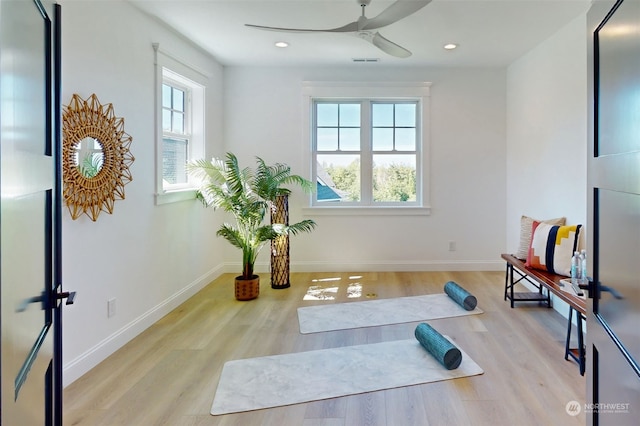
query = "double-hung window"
(305, 82, 431, 213)
(154, 44, 206, 204)
(162, 78, 190, 188)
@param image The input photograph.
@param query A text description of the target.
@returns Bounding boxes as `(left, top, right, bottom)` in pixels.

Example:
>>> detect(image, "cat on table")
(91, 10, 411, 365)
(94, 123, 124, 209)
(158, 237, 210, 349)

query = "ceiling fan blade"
(245, 21, 359, 33)
(370, 32, 412, 58)
(363, 0, 432, 31)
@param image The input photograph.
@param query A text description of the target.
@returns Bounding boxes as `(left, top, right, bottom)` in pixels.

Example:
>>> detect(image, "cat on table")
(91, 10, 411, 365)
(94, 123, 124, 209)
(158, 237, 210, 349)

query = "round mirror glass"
(74, 137, 104, 178)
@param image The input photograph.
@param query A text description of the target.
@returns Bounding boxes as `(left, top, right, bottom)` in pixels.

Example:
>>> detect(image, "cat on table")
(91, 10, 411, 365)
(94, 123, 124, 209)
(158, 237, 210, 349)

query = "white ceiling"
(128, 0, 591, 67)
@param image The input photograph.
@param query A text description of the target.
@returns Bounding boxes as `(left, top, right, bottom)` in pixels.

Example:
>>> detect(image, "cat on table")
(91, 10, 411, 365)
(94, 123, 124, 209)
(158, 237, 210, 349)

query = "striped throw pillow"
(515, 215, 566, 260)
(526, 221, 582, 277)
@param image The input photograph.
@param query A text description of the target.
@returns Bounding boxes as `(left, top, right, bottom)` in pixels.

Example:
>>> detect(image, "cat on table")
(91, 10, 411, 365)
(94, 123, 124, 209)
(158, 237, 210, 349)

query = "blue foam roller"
(414, 323, 462, 370)
(444, 281, 477, 311)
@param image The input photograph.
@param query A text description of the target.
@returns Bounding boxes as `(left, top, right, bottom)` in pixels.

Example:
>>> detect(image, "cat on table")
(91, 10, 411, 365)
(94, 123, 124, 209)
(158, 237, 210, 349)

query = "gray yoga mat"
(444, 281, 477, 311)
(414, 322, 462, 370)
(211, 338, 483, 415)
(297, 293, 483, 334)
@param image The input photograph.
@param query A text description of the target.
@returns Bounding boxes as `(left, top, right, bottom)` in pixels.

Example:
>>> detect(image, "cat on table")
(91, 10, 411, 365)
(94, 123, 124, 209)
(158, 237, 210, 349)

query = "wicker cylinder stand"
(235, 275, 260, 301)
(270, 194, 290, 289)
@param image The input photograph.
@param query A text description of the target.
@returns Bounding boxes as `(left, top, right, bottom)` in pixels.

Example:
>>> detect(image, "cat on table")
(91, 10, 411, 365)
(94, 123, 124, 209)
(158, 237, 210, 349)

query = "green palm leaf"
(187, 152, 317, 280)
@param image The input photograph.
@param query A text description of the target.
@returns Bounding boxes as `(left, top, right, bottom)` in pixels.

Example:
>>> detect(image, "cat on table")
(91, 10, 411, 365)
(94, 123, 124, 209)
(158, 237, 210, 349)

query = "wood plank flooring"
(63, 271, 586, 425)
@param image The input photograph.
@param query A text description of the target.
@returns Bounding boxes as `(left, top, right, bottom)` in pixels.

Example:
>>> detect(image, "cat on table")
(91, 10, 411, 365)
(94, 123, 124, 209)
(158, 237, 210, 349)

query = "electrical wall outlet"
(107, 298, 116, 318)
(449, 241, 457, 251)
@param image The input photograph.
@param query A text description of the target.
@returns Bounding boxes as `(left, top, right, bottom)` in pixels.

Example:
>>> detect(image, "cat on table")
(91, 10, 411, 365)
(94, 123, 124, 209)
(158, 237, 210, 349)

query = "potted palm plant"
(187, 152, 316, 300)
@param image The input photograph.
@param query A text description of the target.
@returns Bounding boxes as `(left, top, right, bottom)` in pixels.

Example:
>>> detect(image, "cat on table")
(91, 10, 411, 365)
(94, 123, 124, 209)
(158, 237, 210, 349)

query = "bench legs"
(503, 262, 510, 304)
(503, 260, 585, 375)
(565, 306, 586, 376)
(503, 262, 551, 309)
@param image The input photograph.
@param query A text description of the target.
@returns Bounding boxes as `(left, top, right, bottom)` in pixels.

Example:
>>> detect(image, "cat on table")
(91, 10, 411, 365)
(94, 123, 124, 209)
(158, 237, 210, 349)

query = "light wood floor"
(63, 271, 586, 425)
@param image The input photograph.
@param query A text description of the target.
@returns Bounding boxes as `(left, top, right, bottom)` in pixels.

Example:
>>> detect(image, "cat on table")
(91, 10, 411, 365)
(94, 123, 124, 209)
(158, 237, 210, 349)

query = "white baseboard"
(287, 260, 505, 272)
(233, 260, 504, 274)
(62, 265, 224, 387)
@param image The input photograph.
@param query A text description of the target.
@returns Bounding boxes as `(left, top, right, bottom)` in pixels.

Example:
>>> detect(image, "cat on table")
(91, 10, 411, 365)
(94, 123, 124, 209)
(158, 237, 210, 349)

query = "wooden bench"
(501, 253, 587, 375)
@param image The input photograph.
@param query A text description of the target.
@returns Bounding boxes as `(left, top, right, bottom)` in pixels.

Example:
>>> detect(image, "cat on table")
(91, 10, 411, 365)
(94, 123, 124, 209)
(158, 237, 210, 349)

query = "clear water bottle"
(571, 251, 581, 287)
(579, 249, 588, 286)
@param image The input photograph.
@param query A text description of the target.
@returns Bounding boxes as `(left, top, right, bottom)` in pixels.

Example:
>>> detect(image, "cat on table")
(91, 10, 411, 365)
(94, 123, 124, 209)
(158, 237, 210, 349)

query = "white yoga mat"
(211, 338, 483, 415)
(297, 293, 483, 334)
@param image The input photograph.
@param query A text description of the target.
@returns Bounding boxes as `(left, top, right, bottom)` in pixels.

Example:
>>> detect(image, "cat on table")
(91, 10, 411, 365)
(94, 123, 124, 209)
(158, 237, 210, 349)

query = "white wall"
(60, 0, 226, 386)
(506, 13, 588, 246)
(506, 14, 588, 316)
(225, 66, 507, 272)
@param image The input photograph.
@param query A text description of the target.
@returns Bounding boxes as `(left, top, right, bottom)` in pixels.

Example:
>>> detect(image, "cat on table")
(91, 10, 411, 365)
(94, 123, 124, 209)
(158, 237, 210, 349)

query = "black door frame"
(587, 0, 640, 424)
(53, 3, 63, 425)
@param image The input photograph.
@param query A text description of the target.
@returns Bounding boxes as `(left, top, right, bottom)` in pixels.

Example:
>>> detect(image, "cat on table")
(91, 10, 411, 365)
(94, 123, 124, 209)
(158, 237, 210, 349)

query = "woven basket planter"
(235, 275, 260, 301)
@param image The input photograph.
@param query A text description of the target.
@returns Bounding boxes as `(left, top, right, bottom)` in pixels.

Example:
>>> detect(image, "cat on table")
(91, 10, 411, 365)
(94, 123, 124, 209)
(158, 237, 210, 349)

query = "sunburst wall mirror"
(62, 93, 134, 221)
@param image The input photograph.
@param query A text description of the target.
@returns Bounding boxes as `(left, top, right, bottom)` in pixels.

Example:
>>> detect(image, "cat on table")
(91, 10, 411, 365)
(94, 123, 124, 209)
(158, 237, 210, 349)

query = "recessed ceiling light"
(275, 41, 289, 48)
(444, 43, 458, 50)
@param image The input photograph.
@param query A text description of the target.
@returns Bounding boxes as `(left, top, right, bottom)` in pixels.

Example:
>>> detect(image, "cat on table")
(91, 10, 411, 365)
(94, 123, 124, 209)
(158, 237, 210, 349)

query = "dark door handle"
(17, 290, 76, 311)
(16, 294, 44, 312)
(599, 285, 624, 300)
(56, 291, 76, 305)
(587, 280, 624, 300)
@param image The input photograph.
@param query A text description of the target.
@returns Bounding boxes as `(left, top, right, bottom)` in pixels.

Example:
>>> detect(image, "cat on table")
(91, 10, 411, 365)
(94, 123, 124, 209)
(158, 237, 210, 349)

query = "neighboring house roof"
(316, 162, 343, 202)
(316, 181, 342, 202)
(316, 163, 336, 187)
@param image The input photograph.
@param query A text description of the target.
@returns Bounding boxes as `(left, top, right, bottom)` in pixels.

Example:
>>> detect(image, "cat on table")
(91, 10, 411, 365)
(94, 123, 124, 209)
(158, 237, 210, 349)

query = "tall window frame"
(153, 44, 207, 205)
(162, 74, 191, 190)
(303, 81, 431, 215)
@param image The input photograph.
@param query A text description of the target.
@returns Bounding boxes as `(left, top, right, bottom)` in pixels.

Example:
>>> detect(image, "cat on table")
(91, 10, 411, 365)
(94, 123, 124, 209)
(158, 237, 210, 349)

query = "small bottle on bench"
(579, 250, 588, 287)
(571, 251, 581, 287)
(571, 251, 585, 296)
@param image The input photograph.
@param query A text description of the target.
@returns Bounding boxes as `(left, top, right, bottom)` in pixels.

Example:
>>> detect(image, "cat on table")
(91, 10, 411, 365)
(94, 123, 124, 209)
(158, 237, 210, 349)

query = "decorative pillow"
(526, 221, 582, 276)
(515, 215, 566, 260)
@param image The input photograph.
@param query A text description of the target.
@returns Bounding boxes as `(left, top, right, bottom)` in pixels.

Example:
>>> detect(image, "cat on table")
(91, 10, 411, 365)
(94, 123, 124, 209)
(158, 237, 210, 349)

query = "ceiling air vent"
(352, 58, 380, 63)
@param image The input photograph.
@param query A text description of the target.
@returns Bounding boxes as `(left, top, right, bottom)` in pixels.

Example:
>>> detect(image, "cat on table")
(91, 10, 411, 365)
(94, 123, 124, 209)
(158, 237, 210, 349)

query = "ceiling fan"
(245, 0, 432, 58)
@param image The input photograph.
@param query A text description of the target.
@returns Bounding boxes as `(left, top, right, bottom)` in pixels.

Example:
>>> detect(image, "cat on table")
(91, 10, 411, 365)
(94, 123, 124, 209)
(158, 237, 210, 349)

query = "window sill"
(302, 206, 431, 216)
(155, 188, 197, 205)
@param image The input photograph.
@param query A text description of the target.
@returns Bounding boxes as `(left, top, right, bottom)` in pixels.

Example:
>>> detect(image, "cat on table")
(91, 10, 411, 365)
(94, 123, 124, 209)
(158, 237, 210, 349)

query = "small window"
(162, 82, 190, 186)
(154, 45, 207, 204)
